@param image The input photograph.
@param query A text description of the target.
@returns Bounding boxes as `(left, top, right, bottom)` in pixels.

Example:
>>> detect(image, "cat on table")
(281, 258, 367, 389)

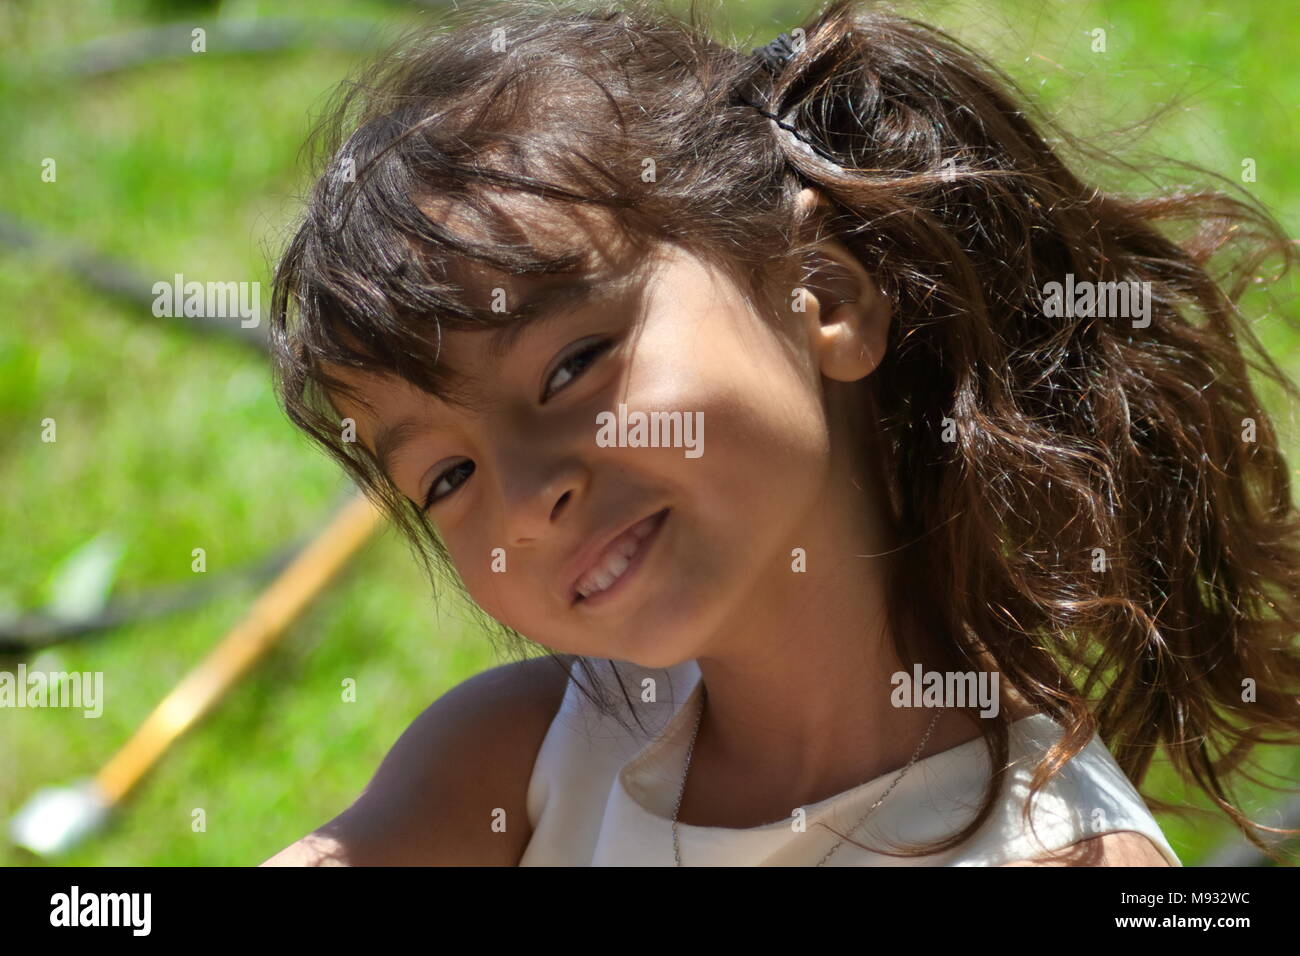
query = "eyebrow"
(486, 279, 600, 360)
(373, 416, 427, 485)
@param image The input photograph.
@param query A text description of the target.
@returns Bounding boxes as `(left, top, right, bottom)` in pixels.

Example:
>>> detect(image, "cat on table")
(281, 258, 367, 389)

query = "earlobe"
(818, 309, 885, 381)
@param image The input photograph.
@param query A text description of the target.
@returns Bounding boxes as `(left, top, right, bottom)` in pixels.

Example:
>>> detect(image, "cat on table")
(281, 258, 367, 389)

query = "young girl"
(260, 0, 1300, 866)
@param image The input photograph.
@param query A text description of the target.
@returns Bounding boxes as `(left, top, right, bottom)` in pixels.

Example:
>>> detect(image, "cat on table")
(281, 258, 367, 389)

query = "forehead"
(418, 186, 641, 291)
(317, 194, 621, 394)
(319, 276, 644, 428)
(414, 189, 660, 347)
(321, 362, 434, 456)
(321, 258, 652, 429)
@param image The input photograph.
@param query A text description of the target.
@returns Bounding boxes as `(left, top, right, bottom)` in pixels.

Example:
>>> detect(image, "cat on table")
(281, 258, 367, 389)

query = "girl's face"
(330, 191, 892, 668)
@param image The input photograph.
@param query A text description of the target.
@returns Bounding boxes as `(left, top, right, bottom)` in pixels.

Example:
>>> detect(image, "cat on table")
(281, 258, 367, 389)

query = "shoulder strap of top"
(985, 716, 1183, 866)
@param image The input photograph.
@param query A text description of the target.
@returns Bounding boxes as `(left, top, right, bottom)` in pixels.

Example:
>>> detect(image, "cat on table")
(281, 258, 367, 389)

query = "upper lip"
(562, 508, 664, 604)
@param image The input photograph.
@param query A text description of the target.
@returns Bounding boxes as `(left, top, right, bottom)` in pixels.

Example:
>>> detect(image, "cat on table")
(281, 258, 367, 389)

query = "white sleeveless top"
(519, 656, 1182, 866)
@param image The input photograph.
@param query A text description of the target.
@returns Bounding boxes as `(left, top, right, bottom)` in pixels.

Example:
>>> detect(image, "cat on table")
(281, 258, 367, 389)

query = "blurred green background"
(1, 0, 1297, 866)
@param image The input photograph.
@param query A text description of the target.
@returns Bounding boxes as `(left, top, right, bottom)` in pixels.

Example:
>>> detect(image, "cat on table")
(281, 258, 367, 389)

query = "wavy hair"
(268, 0, 1300, 862)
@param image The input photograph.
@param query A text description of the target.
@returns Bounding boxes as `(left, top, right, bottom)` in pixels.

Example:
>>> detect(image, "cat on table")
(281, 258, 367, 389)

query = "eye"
(423, 459, 475, 510)
(541, 337, 613, 402)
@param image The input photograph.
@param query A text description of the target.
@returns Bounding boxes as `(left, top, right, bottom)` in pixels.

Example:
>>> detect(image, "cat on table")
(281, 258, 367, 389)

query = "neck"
(685, 385, 985, 814)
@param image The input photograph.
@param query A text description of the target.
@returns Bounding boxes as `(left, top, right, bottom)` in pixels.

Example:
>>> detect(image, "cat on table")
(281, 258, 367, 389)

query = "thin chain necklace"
(671, 684, 945, 866)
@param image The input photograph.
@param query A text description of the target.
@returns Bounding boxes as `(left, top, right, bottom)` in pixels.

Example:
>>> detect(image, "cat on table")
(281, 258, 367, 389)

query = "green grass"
(1, 0, 1298, 865)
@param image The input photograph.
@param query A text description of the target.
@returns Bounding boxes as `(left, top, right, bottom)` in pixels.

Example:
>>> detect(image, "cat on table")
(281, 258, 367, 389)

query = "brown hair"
(268, 0, 1300, 862)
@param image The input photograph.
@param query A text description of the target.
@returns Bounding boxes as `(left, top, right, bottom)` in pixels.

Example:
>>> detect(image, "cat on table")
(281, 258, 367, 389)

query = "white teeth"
(575, 515, 661, 599)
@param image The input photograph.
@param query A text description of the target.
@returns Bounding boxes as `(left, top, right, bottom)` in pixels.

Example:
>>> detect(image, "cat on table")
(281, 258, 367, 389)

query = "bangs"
(282, 102, 670, 413)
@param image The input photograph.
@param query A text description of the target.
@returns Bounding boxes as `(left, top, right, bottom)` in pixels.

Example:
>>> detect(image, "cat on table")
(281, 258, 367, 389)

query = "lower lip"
(573, 508, 669, 610)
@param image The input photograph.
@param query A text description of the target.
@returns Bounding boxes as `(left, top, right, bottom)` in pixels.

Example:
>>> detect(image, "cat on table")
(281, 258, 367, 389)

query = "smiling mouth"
(572, 508, 669, 605)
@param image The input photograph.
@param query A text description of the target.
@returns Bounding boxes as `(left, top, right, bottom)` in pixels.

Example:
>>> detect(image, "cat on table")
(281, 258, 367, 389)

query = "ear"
(791, 187, 892, 382)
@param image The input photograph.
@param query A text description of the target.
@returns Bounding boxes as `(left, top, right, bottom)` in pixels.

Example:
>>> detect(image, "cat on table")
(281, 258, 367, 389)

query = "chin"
(617, 645, 694, 672)
(602, 617, 707, 671)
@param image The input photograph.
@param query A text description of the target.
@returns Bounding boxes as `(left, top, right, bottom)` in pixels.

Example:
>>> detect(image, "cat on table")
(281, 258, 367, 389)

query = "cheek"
(440, 534, 529, 628)
(617, 319, 833, 545)
(625, 314, 831, 475)
(694, 380, 831, 529)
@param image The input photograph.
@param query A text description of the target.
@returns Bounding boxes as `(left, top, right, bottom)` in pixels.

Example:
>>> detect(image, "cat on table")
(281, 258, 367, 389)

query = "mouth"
(569, 508, 669, 608)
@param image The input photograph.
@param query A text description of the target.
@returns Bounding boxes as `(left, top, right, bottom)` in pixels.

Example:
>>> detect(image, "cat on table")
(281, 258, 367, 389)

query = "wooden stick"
(95, 491, 385, 805)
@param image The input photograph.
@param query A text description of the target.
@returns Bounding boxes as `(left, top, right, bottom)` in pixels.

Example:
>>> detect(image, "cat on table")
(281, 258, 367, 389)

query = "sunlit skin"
(327, 187, 1037, 828)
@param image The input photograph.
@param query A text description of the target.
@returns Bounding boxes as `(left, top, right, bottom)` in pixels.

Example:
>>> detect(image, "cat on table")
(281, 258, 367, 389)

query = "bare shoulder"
(1000, 830, 1173, 867)
(259, 655, 573, 866)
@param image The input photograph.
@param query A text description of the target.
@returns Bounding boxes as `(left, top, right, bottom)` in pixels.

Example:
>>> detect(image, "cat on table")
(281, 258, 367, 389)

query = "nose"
(496, 443, 585, 547)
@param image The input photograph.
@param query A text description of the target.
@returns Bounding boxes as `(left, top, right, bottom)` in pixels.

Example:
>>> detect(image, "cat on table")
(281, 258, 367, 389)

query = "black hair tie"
(751, 32, 797, 76)
(740, 31, 841, 168)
